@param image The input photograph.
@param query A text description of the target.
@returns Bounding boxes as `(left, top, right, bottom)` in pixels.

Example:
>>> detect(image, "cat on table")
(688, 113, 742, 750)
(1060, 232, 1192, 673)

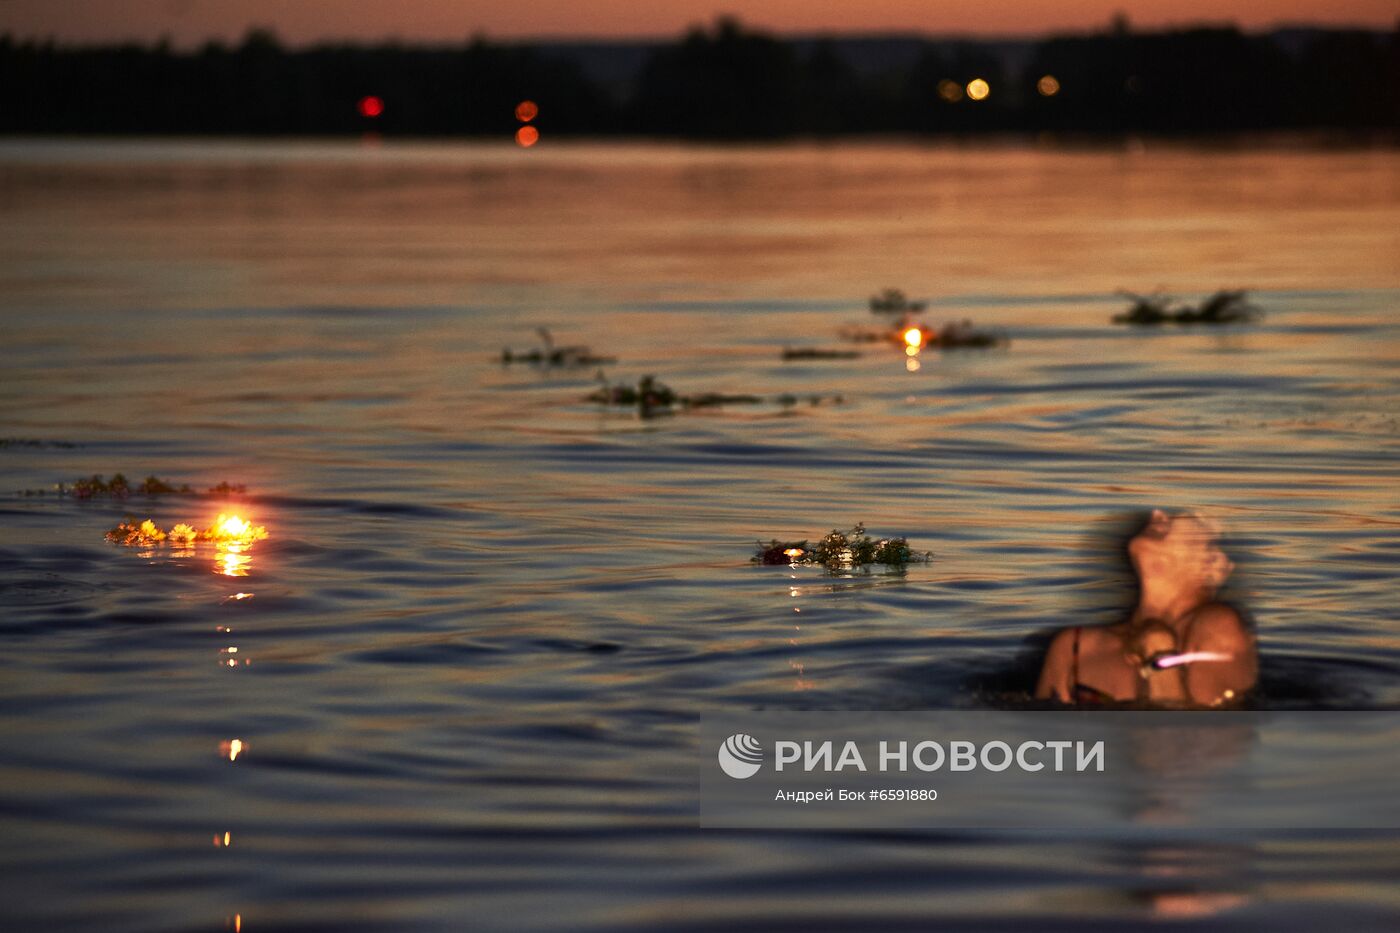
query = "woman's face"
(1128, 509, 1232, 594)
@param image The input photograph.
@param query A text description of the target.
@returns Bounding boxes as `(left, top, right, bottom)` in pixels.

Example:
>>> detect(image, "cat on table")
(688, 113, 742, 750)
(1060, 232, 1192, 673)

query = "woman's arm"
(1035, 628, 1076, 702)
(1185, 604, 1256, 705)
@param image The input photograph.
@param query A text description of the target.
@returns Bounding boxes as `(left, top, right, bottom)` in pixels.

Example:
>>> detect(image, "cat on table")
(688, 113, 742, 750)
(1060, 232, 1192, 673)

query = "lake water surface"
(1, 139, 1398, 930)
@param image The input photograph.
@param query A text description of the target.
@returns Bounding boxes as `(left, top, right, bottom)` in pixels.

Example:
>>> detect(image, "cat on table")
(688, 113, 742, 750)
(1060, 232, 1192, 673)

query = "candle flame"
(217, 514, 249, 538)
(1153, 650, 1233, 670)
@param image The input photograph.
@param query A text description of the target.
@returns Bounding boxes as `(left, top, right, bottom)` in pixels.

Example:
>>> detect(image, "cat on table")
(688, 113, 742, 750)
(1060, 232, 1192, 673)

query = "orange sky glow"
(2, 0, 1396, 46)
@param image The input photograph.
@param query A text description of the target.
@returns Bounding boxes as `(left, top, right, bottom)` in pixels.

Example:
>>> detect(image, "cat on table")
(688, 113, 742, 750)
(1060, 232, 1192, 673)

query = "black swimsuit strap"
(1071, 626, 1081, 690)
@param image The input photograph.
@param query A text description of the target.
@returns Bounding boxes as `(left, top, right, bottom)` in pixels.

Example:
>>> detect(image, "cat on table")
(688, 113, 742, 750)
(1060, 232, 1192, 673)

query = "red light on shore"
(358, 96, 384, 118)
(515, 126, 540, 148)
(515, 100, 538, 123)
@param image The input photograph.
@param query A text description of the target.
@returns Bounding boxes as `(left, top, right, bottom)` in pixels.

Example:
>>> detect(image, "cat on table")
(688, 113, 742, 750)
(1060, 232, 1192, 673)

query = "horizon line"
(3, 17, 1393, 52)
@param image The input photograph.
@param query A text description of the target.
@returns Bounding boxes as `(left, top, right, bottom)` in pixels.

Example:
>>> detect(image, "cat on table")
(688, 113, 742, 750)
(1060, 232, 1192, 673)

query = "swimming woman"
(1035, 509, 1256, 707)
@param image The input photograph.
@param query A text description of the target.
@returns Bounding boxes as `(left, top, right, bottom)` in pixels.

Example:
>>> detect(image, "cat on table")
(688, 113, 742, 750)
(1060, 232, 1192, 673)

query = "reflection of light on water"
(785, 574, 816, 690)
(906, 356, 921, 372)
(217, 544, 251, 577)
(789, 658, 815, 691)
(1150, 891, 1250, 919)
(225, 912, 242, 931)
(219, 738, 246, 761)
(221, 637, 251, 667)
(214, 831, 231, 847)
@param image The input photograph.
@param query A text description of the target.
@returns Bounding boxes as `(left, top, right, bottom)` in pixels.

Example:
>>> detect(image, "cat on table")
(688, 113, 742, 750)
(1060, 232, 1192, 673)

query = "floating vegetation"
(106, 513, 268, 548)
(781, 347, 862, 361)
(588, 374, 681, 412)
(502, 327, 616, 367)
(839, 325, 893, 344)
(775, 393, 846, 408)
(589, 374, 840, 418)
(21, 474, 247, 499)
(1113, 289, 1259, 325)
(840, 316, 1007, 350)
(753, 524, 932, 571)
(915, 320, 1006, 349)
(869, 288, 926, 315)
(589, 374, 758, 415)
(105, 518, 168, 546)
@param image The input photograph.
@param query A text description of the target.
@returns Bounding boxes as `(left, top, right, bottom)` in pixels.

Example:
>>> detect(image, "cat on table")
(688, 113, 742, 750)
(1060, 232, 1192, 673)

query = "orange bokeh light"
(515, 100, 538, 122)
(357, 95, 384, 118)
(515, 126, 540, 147)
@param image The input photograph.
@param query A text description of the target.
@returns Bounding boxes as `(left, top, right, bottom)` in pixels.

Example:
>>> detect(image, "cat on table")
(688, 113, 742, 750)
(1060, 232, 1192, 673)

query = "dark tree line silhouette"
(1, 17, 1395, 137)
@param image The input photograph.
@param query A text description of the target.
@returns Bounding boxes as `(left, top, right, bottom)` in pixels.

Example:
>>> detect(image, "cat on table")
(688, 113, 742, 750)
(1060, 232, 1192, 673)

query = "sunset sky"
(2, 0, 1395, 46)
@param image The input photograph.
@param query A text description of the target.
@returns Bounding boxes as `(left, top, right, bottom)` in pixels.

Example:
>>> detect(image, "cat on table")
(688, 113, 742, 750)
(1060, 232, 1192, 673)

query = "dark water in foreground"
(0, 140, 1398, 930)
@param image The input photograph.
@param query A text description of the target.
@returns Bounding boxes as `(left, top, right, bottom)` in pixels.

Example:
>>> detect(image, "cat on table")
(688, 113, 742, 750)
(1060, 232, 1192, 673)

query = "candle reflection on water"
(217, 543, 252, 577)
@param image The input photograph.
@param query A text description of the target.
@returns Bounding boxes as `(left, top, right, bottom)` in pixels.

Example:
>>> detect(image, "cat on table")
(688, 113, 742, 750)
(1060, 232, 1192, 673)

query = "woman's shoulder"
(1186, 602, 1251, 648)
(1072, 623, 1134, 661)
